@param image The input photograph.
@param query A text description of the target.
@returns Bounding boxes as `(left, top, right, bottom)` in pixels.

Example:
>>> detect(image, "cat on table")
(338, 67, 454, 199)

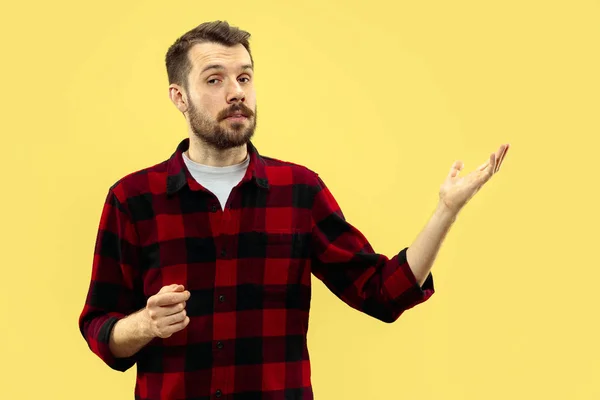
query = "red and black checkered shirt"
(79, 138, 435, 399)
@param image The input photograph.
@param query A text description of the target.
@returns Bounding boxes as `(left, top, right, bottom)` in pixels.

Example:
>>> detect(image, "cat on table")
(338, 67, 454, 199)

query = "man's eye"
(239, 77, 250, 83)
(207, 79, 220, 85)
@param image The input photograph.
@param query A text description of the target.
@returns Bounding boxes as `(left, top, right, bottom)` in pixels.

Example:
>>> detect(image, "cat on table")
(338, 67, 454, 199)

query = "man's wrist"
(435, 200, 459, 224)
(134, 308, 155, 340)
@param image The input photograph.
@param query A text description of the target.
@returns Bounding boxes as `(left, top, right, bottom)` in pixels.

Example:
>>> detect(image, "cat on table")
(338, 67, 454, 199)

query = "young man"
(79, 20, 509, 400)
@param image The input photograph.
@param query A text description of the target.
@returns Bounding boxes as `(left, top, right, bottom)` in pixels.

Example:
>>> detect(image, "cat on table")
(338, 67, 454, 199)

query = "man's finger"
(163, 317, 191, 337)
(155, 291, 190, 306)
(495, 144, 509, 173)
(159, 310, 187, 327)
(447, 161, 463, 179)
(155, 301, 187, 317)
(477, 159, 490, 171)
(158, 284, 184, 294)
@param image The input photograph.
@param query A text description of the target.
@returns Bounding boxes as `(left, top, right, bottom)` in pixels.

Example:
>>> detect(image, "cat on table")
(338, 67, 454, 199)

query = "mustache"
(218, 104, 255, 120)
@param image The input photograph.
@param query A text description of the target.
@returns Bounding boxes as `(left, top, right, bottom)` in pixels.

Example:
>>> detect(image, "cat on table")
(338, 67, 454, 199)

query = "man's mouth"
(225, 113, 248, 120)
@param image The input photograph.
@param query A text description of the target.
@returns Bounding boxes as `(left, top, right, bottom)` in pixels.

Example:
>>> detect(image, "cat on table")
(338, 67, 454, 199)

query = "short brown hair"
(165, 21, 253, 90)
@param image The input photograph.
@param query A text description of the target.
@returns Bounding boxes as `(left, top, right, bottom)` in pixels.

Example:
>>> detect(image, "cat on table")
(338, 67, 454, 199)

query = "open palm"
(439, 144, 510, 213)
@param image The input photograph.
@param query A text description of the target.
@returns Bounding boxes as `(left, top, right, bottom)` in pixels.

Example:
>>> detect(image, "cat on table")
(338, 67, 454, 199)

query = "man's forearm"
(406, 201, 458, 286)
(109, 308, 154, 358)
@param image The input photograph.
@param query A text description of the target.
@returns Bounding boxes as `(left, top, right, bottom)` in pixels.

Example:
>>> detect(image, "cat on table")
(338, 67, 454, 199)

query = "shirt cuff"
(95, 316, 138, 372)
(386, 247, 435, 313)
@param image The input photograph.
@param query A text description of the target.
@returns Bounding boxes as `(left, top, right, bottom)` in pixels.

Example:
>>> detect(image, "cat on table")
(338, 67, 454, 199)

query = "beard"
(188, 100, 257, 151)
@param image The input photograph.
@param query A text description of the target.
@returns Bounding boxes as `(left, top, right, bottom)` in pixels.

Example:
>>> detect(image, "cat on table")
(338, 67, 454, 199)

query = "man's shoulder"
(107, 158, 170, 203)
(259, 154, 321, 186)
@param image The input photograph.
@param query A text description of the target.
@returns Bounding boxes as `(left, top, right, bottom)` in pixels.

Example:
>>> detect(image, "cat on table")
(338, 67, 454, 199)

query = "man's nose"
(227, 82, 245, 103)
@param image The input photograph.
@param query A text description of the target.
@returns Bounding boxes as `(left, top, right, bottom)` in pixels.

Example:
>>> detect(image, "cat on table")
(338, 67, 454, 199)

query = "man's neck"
(186, 136, 248, 167)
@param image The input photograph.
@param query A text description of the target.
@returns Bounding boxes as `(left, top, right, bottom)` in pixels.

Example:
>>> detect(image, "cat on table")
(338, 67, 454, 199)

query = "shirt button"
(220, 249, 227, 257)
(211, 204, 218, 212)
(218, 295, 226, 303)
(215, 389, 222, 398)
(217, 341, 224, 349)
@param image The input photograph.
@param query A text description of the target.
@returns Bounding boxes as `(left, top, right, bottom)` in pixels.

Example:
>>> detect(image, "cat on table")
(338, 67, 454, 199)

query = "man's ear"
(168, 84, 188, 113)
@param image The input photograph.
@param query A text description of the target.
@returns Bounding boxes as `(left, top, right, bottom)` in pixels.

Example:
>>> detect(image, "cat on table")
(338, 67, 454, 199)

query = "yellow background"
(1, 0, 599, 398)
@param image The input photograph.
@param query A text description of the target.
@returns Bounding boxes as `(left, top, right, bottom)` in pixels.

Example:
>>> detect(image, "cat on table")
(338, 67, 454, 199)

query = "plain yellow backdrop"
(1, 0, 599, 398)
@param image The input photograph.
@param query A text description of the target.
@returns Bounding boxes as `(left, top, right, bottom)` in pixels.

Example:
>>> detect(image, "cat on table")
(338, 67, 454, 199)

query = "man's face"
(183, 42, 257, 150)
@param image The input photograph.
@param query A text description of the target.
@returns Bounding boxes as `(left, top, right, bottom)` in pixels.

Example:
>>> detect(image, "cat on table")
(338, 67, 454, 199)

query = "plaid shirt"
(79, 138, 435, 400)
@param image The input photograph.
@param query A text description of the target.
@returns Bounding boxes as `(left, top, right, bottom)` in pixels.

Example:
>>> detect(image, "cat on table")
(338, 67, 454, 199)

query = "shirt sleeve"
(310, 174, 435, 323)
(78, 186, 143, 371)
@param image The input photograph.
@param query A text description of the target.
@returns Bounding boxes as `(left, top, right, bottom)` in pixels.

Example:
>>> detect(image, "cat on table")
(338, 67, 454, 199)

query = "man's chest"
(129, 186, 315, 308)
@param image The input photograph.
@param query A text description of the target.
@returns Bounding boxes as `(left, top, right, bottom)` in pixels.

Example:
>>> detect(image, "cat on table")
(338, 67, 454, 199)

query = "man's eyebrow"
(200, 64, 254, 75)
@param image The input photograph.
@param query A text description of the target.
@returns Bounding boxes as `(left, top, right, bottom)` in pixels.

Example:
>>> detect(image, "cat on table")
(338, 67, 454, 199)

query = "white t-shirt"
(182, 151, 250, 210)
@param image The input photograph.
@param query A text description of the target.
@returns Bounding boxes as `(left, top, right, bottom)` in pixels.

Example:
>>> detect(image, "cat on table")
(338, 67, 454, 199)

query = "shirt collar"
(166, 138, 270, 195)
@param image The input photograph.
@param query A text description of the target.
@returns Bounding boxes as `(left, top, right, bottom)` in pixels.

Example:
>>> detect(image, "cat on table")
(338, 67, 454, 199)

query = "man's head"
(166, 21, 257, 150)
